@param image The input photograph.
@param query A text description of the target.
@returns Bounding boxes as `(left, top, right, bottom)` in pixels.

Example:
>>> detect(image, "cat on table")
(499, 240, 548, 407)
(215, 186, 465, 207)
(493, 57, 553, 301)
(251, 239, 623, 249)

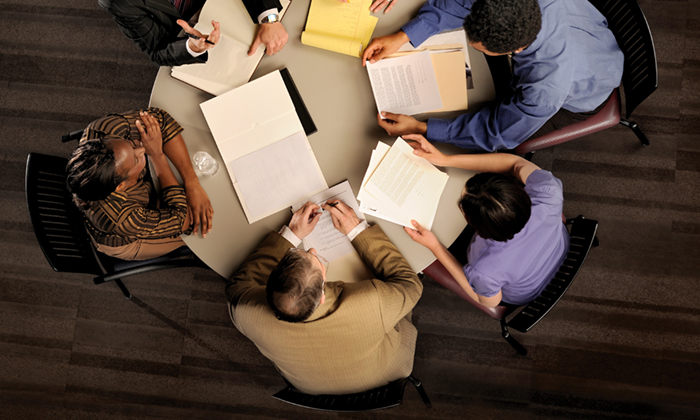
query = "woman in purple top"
(403, 134, 569, 307)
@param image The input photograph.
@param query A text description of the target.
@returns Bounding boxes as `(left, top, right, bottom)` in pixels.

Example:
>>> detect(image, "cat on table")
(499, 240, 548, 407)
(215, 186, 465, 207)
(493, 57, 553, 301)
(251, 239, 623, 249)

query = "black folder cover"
(280, 68, 318, 136)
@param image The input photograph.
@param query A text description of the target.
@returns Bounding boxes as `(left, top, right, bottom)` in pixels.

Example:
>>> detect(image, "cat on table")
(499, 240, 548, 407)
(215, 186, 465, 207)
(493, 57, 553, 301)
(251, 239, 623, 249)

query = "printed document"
(397, 29, 474, 89)
(301, 0, 378, 57)
(367, 50, 443, 116)
(292, 180, 363, 262)
(358, 138, 448, 229)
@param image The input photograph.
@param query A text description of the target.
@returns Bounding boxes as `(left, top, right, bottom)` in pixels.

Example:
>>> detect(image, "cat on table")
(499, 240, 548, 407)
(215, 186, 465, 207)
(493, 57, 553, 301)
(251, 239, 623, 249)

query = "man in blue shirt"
(362, 0, 624, 152)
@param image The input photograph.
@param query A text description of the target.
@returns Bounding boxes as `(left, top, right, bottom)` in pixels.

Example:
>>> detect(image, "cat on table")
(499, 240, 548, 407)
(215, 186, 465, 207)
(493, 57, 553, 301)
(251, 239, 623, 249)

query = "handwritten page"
(301, 0, 378, 58)
(367, 50, 443, 116)
(292, 180, 363, 262)
(229, 131, 327, 223)
(359, 138, 448, 229)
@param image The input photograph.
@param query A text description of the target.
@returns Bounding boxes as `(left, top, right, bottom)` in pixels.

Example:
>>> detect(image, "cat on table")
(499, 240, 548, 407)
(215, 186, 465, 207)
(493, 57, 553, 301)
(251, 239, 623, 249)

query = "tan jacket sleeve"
(352, 225, 423, 333)
(225, 231, 292, 307)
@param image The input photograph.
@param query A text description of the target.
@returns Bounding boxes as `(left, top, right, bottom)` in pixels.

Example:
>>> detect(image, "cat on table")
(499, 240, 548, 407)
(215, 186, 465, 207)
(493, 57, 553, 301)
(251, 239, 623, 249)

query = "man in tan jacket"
(226, 200, 423, 395)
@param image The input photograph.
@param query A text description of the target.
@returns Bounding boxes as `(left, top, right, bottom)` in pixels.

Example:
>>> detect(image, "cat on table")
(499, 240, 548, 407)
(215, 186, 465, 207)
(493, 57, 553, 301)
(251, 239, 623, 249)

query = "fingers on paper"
(248, 35, 262, 56)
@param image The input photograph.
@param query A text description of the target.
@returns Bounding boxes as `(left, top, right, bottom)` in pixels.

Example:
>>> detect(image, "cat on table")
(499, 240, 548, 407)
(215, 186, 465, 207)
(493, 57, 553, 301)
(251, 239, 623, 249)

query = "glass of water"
(192, 151, 219, 176)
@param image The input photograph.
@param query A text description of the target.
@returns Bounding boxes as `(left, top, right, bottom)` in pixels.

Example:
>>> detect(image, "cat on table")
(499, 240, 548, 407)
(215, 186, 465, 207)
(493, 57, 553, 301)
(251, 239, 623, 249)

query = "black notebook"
(280, 68, 318, 136)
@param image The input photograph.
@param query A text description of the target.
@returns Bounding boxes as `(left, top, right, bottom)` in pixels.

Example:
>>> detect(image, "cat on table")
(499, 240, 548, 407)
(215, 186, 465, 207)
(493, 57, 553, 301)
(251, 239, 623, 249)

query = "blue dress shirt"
(401, 0, 624, 151)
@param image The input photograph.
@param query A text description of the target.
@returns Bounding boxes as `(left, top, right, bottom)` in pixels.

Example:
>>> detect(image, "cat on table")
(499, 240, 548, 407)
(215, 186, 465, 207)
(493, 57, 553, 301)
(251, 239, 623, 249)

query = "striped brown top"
(80, 108, 188, 247)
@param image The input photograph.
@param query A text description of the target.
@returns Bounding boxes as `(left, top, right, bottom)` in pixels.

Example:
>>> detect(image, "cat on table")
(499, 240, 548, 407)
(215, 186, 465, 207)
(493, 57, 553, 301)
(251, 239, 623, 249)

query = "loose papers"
(301, 0, 378, 58)
(367, 47, 468, 115)
(367, 50, 443, 116)
(358, 138, 449, 229)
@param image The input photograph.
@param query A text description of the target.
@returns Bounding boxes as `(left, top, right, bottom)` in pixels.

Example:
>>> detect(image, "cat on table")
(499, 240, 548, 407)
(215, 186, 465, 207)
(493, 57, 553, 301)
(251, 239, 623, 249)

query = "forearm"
(353, 226, 422, 299)
(432, 244, 502, 307)
(163, 134, 198, 186)
(431, 244, 481, 302)
(401, 0, 472, 47)
(150, 154, 179, 189)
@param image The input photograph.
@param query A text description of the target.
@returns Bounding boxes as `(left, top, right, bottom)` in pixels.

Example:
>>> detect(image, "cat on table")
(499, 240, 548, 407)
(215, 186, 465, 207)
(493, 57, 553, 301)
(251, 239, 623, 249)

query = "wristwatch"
(260, 13, 279, 24)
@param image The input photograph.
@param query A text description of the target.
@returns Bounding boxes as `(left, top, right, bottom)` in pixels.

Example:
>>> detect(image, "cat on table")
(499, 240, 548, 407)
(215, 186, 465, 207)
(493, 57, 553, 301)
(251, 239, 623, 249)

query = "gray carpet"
(1, 0, 699, 418)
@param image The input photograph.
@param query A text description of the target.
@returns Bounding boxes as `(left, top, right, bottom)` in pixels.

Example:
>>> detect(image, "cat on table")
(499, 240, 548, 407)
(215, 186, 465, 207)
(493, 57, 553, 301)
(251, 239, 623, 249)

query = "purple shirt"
(464, 170, 569, 305)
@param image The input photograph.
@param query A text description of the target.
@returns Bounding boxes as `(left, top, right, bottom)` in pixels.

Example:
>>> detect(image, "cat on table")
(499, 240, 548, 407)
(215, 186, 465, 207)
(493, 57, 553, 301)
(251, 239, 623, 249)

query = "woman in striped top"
(66, 108, 213, 261)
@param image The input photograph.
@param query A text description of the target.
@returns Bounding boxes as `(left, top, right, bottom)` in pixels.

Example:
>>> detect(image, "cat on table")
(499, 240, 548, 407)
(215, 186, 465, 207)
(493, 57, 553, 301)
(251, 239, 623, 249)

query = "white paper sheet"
(292, 180, 364, 262)
(367, 50, 443, 116)
(230, 131, 327, 223)
(359, 138, 448, 229)
(171, 34, 259, 96)
(398, 29, 474, 89)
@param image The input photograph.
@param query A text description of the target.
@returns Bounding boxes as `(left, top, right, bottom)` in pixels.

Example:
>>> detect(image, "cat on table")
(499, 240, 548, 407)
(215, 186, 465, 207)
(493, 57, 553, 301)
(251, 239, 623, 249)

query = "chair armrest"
(423, 260, 507, 319)
(94, 259, 207, 284)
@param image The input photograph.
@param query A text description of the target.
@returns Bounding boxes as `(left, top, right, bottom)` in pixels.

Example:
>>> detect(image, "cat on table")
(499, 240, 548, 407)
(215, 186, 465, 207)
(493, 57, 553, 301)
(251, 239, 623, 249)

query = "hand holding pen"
(177, 19, 220, 53)
(322, 200, 361, 235)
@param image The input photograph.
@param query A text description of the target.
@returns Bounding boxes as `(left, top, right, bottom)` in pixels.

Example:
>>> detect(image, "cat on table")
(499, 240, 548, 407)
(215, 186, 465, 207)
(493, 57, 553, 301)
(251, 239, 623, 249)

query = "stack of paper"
(301, 0, 378, 58)
(357, 138, 449, 229)
(397, 29, 474, 89)
(200, 71, 327, 224)
(367, 45, 469, 116)
(171, 0, 291, 96)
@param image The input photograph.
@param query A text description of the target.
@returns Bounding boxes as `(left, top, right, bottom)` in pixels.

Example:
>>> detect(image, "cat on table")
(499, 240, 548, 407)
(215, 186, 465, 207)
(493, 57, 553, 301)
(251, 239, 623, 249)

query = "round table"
(149, 0, 495, 279)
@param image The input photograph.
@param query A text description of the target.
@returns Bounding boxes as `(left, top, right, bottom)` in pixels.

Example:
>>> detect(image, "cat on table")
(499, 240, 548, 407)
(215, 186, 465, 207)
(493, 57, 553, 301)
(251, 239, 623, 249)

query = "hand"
(377, 112, 427, 137)
(361, 31, 409, 66)
(289, 201, 322, 239)
(403, 134, 448, 166)
(370, 0, 398, 14)
(322, 200, 361, 235)
(249, 22, 288, 56)
(178, 20, 220, 53)
(135, 111, 164, 158)
(403, 220, 441, 252)
(185, 180, 213, 238)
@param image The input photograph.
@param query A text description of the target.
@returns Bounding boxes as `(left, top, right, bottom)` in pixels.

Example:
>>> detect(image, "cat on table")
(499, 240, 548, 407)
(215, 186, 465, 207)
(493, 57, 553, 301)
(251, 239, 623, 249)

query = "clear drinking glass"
(192, 151, 219, 176)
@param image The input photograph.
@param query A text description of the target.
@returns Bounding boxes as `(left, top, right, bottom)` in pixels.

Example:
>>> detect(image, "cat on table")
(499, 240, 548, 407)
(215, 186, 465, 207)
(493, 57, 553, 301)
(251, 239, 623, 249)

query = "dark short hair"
(464, 0, 542, 54)
(66, 138, 125, 209)
(266, 250, 324, 323)
(459, 173, 531, 242)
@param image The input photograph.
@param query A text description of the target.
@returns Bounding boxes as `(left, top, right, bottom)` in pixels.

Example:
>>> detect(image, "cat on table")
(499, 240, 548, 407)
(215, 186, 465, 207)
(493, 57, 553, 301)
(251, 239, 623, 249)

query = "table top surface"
(149, 0, 495, 279)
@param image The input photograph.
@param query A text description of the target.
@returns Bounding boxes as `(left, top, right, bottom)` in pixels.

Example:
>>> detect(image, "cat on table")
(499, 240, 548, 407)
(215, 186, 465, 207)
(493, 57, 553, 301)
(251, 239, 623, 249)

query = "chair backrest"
(25, 152, 103, 275)
(589, 0, 658, 118)
(506, 217, 599, 333)
(273, 377, 409, 412)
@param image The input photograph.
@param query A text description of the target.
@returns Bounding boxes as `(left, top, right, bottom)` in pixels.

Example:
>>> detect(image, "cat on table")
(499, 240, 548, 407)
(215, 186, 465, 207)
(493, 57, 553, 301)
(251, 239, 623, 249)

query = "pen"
(328, 202, 339, 207)
(186, 32, 216, 45)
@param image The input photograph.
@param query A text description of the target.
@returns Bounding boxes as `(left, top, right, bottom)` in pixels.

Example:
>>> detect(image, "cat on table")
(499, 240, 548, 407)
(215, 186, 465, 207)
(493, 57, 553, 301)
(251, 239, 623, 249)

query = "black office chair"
(25, 152, 206, 299)
(513, 0, 658, 157)
(422, 216, 599, 356)
(273, 375, 432, 412)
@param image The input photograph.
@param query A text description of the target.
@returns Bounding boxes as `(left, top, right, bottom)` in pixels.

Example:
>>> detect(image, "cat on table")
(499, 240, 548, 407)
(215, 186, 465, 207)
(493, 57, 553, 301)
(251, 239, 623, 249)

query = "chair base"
(114, 279, 132, 299)
(620, 118, 650, 146)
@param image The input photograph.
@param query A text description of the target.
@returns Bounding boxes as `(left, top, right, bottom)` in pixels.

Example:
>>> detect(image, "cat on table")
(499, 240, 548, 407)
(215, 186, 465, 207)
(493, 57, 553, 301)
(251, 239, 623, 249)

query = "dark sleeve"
(242, 0, 283, 23)
(99, 0, 208, 66)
